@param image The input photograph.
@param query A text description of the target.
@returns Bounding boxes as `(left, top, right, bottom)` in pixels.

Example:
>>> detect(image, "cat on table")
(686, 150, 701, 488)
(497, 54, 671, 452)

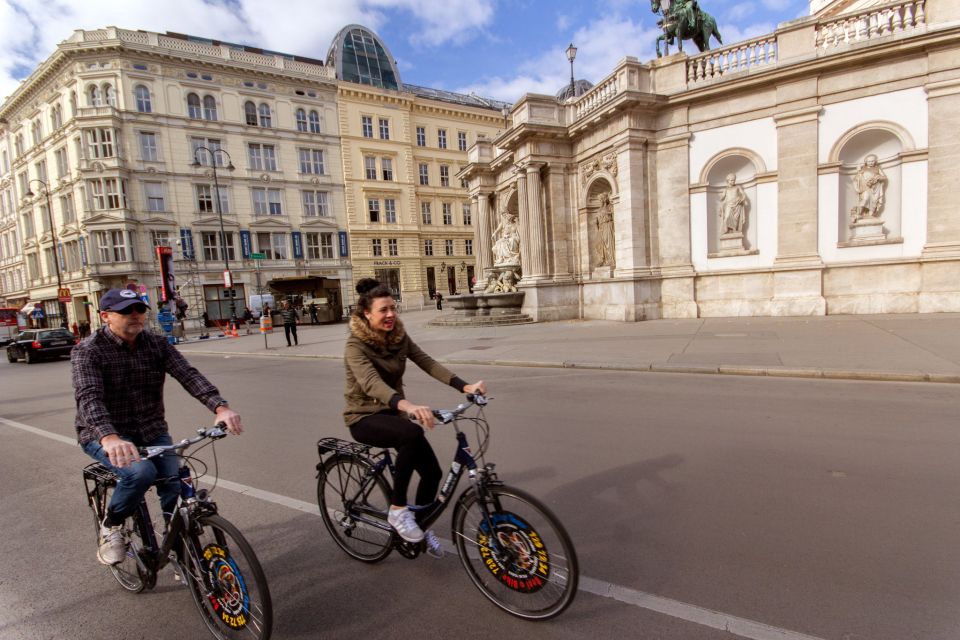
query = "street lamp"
(191, 147, 237, 327)
(565, 43, 578, 96)
(25, 178, 67, 328)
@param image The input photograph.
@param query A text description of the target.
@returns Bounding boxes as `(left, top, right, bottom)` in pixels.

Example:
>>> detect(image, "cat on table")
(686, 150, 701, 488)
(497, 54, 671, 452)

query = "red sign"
(157, 246, 175, 302)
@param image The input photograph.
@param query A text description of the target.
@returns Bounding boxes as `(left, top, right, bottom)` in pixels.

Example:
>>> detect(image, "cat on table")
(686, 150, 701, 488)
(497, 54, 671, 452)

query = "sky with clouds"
(0, 0, 810, 104)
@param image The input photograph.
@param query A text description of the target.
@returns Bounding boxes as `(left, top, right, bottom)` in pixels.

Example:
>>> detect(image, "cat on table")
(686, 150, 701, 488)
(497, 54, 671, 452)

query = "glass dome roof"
(327, 25, 401, 90)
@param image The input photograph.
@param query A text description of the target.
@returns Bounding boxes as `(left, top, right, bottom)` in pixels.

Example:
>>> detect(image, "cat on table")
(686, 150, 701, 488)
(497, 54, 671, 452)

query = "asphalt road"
(1, 353, 959, 639)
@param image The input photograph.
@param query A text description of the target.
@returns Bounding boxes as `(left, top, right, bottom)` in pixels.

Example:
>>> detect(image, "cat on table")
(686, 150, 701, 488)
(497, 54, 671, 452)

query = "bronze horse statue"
(651, 0, 722, 57)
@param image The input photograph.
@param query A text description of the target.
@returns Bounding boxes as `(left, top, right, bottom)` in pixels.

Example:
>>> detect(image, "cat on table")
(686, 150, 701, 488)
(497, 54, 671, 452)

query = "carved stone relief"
(580, 152, 618, 182)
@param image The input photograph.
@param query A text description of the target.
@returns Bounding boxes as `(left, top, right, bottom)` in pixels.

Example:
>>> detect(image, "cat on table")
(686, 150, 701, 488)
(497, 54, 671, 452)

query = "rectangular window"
(442, 203, 452, 225)
(445, 239, 454, 256)
(371, 238, 382, 256)
(421, 202, 432, 225)
(364, 156, 377, 180)
(465, 238, 473, 255)
(247, 143, 277, 171)
(302, 190, 329, 217)
(424, 239, 433, 256)
(368, 199, 380, 223)
(35, 160, 47, 184)
(89, 178, 124, 210)
(462, 203, 472, 225)
(384, 199, 396, 224)
(144, 182, 165, 212)
(55, 147, 69, 177)
(60, 194, 76, 224)
(361, 116, 373, 138)
(416, 126, 426, 147)
(305, 232, 334, 260)
(252, 188, 283, 215)
(440, 165, 450, 187)
(190, 137, 223, 166)
(437, 128, 447, 149)
(256, 232, 286, 259)
(298, 148, 325, 174)
(458, 131, 467, 151)
(94, 229, 127, 263)
(418, 163, 429, 186)
(150, 230, 172, 250)
(381, 157, 393, 181)
(387, 238, 398, 256)
(201, 231, 236, 262)
(378, 118, 389, 140)
(86, 128, 114, 159)
(196, 185, 229, 213)
(65, 241, 81, 271)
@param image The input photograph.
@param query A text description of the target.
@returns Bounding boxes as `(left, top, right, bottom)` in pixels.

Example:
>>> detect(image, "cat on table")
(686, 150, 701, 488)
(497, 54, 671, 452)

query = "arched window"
(104, 84, 116, 107)
(309, 110, 321, 133)
(70, 92, 77, 117)
(50, 104, 63, 131)
(89, 85, 102, 107)
(187, 93, 202, 119)
(244, 101, 258, 126)
(202, 95, 218, 121)
(31, 120, 42, 146)
(135, 85, 152, 113)
(295, 108, 307, 132)
(258, 103, 272, 128)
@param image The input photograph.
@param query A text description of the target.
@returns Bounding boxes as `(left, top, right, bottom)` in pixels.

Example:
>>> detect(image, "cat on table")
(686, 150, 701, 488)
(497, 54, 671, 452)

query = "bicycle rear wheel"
(88, 476, 148, 593)
(181, 514, 273, 640)
(317, 454, 393, 562)
(452, 484, 579, 620)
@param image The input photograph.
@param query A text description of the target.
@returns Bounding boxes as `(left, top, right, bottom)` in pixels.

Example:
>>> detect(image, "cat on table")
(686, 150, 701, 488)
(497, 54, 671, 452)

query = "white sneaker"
(424, 529, 444, 558)
(387, 507, 424, 543)
(97, 519, 127, 565)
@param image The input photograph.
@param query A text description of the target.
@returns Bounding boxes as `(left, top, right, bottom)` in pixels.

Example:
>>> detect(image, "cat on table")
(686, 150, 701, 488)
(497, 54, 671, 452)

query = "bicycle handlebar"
(427, 393, 489, 424)
(141, 423, 229, 459)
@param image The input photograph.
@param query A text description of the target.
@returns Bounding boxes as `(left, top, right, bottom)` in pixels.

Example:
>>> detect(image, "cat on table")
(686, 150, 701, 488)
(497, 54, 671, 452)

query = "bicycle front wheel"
(181, 514, 273, 640)
(452, 484, 579, 620)
(89, 479, 147, 593)
(317, 454, 393, 562)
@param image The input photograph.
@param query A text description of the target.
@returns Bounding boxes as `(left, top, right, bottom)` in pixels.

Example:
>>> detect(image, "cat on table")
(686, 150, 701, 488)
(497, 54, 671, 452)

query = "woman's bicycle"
(316, 395, 578, 620)
(83, 426, 273, 640)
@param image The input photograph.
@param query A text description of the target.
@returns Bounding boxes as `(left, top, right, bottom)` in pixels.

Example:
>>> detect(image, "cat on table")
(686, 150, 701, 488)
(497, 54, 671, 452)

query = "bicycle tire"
(181, 514, 273, 640)
(317, 454, 393, 563)
(452, 484, 579, 620)
(90, 481, 147, 593)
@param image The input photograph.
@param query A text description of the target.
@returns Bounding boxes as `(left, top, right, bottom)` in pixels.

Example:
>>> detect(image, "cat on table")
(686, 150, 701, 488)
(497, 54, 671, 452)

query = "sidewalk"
(176, 311, 960, 383)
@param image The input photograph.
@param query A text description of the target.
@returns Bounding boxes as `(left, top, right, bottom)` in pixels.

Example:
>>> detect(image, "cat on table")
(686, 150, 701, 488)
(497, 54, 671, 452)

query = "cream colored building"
(0, 127, 28, 313)
(328, 25, 507, 305)
(0, 27, 347, 328)
(464, 0, 960, 321)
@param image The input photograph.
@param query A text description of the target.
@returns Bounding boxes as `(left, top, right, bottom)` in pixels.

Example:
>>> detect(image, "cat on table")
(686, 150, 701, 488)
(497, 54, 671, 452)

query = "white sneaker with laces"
(424, 529, 444, 558)
(387, 506, 424, 543)
(97, 519, 127, 565)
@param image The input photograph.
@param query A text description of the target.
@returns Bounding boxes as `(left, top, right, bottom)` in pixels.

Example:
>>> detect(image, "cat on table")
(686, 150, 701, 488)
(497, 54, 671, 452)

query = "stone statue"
(651, 0, 722, 57)
(482, 272, 499, 294)
(496, 270, 519, 293)
(491, 210, 520, 266)
(594, 193, 615, 267)
(850, 154, 887, 223)
(718, 173, 747, 234)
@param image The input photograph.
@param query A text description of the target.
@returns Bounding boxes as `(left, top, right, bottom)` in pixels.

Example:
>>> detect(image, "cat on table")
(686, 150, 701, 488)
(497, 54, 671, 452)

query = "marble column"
(515, 167, 531, 276)
(525, 162, 548, 278)
(474, 192, 494, 276)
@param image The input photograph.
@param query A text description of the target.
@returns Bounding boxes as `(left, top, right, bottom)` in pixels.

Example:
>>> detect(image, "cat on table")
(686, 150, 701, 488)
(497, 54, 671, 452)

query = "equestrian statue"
(651, 0, 722, 58)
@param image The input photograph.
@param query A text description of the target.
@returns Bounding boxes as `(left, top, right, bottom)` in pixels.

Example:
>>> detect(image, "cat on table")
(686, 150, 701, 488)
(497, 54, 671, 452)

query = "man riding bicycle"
(73, 288, 243, 565)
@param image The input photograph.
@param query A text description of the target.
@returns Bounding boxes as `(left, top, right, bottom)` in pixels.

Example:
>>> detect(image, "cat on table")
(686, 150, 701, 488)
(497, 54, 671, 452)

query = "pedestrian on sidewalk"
(309, 302, 318, 325)
(242, 308, 254, 334)
(281, 300, 298, 347)
(435, 292, 443, 311)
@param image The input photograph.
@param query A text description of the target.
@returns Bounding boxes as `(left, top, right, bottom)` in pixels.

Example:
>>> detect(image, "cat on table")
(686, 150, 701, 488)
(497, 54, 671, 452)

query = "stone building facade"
(463, 0, 960, 321)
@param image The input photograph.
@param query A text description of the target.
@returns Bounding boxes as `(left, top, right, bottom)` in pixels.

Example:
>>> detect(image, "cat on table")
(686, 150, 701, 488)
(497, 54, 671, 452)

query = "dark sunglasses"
(110, 304, 148, 315)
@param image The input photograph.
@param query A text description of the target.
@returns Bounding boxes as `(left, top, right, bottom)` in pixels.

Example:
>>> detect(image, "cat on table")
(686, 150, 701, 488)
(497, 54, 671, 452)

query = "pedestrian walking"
(435, 292, 443, 310)
(242, 308, 254, 334)
(281, 300, 298, 347)
(309, 302, 318, 325)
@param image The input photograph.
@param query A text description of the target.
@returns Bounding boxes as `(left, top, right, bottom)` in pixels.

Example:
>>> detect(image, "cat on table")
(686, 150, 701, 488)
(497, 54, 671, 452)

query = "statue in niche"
(718, 173, 747, 234)
(850, 154, 887, 223)
(594, 193, 615, 267)
(491, 210, 520, 266)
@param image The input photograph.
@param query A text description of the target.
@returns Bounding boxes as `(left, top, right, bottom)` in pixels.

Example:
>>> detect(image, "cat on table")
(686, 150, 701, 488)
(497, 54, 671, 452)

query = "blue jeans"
(83, 433, 181, 521)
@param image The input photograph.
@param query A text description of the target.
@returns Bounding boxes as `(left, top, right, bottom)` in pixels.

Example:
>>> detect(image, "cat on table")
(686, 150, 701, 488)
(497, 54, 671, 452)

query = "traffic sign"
(250, 252, 265, 260)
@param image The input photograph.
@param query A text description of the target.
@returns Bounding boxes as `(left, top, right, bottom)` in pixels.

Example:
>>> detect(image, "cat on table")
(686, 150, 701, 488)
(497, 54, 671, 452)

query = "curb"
(180, 348, 960, 383)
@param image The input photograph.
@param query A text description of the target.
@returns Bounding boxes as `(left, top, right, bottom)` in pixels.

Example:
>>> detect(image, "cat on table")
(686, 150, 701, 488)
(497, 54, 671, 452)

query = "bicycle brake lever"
(143, 446, 166, 458)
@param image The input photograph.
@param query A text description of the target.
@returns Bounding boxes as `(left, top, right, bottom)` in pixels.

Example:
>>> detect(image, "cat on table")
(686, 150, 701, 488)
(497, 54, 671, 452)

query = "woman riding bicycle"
(344, 278, 486, 552)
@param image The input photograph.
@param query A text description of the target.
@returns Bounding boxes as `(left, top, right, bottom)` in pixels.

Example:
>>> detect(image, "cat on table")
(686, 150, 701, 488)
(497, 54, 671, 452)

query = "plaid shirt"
(73, 327, 227, 446)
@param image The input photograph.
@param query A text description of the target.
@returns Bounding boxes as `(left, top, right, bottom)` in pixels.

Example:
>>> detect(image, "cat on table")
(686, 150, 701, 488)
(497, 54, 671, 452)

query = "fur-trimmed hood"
(348, 314, 406, 349)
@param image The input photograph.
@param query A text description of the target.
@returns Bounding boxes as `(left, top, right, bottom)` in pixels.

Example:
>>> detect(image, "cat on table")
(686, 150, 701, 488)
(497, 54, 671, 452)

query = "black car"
(6, 328, 79, 364)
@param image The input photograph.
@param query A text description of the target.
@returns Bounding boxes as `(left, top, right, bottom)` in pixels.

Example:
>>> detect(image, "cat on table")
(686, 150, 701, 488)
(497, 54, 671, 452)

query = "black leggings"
(284, 322, 298, 345)
(350, 412, 442, 509)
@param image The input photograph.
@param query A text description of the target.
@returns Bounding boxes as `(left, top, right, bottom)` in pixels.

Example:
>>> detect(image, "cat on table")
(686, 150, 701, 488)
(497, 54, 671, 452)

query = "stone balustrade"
(574, 74, 621, 121)
(686, 36, 778, 83)
(815, 0, 926, 48)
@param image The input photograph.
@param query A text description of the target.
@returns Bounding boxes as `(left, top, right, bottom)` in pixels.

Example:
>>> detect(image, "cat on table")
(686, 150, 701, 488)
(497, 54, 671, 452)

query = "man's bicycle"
(316, 395, 578, 620)
(83, 426, 273, 639)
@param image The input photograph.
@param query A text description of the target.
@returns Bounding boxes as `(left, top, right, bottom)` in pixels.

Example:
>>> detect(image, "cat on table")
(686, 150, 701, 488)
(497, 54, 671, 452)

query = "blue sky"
(0, 0, 810, 103)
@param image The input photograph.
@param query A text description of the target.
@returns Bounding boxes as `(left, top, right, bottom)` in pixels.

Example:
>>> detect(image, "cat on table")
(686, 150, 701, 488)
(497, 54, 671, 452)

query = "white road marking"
(1, 416, 827, 640)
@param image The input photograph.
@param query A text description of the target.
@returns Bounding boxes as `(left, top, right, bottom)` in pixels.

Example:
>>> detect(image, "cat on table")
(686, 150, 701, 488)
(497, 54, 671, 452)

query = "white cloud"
(556, 14, 571, 31)
(456, 13, 660, 102)
(366, 0, 495, 47)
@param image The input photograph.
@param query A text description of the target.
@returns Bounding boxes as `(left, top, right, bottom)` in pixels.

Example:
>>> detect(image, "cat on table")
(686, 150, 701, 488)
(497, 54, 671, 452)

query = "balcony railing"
(815, 0, 926, 49)
(574, 74, 621, 121)
(686, 36, 778, 83)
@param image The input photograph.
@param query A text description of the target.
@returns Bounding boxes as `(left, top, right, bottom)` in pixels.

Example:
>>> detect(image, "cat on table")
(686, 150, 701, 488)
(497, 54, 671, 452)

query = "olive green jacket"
(343, 315, 460, 426)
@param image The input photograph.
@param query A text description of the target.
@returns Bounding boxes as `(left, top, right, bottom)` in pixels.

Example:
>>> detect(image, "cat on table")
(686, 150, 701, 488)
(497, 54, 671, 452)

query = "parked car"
(6, 328, 79, 364)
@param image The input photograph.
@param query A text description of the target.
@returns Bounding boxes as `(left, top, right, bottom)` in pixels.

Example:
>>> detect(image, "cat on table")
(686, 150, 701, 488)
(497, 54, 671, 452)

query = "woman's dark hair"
(354, 278, 394, 317)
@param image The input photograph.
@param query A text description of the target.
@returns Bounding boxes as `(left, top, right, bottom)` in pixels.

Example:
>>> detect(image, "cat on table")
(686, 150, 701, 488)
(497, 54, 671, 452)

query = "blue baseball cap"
(99, 288, 150, 312)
